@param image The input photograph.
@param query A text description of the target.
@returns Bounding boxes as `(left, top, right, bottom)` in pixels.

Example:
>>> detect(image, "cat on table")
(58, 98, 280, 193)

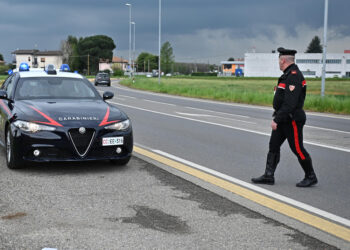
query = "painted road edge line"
(111, 101, 350, 153)
(134, 146, 350, 242)
(113, 83, 350, 120)
(153, 149, 350, 227)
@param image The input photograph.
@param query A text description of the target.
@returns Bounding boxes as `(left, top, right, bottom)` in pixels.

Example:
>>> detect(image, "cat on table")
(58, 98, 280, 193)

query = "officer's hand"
(271, 120, 278, 130)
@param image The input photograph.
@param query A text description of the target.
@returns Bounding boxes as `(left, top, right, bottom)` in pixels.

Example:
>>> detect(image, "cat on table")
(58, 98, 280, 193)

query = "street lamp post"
(158, 0, 161, 84)
(125, 3, 132, 78)
(131, 21, 136, 76)
(321, 0, 328, 97)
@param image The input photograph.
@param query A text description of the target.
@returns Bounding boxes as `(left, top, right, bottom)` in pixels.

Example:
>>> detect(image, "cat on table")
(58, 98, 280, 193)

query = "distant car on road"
(95, 72, 111, 86)
(0, 63, 133, 169)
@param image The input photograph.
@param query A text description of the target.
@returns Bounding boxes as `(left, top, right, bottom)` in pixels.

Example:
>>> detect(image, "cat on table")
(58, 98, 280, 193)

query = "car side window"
(1, 75, 13, 90)
(3, 75, 15, 97)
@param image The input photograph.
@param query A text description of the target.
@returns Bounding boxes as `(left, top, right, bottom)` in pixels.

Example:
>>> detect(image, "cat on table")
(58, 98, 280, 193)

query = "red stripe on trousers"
(292, 120, 305, 160)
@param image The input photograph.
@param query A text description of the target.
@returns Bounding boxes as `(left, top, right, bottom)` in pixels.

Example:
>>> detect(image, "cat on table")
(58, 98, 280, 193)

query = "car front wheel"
(6, 129, 23, 169)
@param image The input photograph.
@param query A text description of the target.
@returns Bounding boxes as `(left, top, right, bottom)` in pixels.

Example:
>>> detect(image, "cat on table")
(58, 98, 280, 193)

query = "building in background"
(99, 56, 129, 73)
(244, 51, 350, 78)
(219, 60, 245, 77)
(12, 50, 63, 69)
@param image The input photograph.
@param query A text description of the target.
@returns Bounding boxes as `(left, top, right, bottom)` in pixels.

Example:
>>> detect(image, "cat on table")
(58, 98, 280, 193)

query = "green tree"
(61, 35, 80, 71)
(77, 35, 116, 75)
(0, 53, 4, 61)
(306, 36, 323, 53)
(136, 52, 158, 72)
(227, 57, 235, 61)
(160, 41, 175, 74)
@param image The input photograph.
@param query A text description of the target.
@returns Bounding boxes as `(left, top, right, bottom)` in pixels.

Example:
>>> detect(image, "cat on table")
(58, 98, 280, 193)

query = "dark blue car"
(0, 64, 133, 169)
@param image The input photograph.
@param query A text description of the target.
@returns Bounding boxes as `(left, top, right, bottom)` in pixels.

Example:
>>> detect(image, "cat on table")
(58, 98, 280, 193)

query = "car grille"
(68, 128, 95, 157)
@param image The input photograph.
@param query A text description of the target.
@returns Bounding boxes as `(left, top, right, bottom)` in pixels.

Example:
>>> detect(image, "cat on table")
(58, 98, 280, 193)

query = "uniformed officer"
(251, 47, 318, 187)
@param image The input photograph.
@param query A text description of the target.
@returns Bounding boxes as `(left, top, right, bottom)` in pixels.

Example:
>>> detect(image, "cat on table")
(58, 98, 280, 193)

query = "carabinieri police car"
(0, 63, 133, 169)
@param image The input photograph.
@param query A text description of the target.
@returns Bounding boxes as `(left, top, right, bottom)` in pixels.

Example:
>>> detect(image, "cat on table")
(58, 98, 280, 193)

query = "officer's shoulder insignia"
(291, 70, 297, 75)
(289, 85, 295, 91)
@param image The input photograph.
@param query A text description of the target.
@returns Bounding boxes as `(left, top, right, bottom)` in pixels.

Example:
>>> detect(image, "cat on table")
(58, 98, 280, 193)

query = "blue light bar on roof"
(60, 64, 70, 72)
(19, 63, 29, 71)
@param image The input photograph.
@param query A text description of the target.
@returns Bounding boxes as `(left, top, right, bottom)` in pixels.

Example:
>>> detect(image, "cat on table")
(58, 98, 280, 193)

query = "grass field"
(120, 76, 350, 114)
(1, 74, 349, 114)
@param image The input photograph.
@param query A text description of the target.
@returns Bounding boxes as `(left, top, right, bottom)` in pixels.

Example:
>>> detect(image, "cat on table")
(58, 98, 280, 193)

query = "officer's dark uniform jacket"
(273, 63, 306, 124)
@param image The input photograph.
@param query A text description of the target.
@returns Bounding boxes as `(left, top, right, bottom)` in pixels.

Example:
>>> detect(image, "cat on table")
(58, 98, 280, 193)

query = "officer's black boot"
(251, 152, 280, 185)
(296, 157, 318, 187)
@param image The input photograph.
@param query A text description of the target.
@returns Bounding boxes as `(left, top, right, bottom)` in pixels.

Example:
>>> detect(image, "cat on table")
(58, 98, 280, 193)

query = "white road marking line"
(119, 95, 136, 99)
(114, 91, 347, 133)
(185, 106, 249, 118)
(305, 125, 350, 134)
(113, 85, 272, 110)
(152, 148, 350, 228)
(143, 99, 176, 106)
(176, 112, 214, 117)
(209, 115, 257, 124)
(113, 85, 350, 120)
(113, 91, 348, 132)
(177, 112, 256, 124)
(108, 101, 350, 153)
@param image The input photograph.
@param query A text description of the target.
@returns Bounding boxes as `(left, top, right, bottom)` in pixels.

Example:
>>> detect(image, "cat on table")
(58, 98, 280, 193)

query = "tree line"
(0, 35, 323, 75)
(61, 35, 116, 74)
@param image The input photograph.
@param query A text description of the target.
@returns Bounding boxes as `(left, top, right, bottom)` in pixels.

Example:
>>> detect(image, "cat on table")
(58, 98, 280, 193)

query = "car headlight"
(104, 119, 130, 131)
(13, 120, 56, 133)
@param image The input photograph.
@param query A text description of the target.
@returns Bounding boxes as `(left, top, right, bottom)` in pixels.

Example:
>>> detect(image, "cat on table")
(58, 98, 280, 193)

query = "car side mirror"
(0, 90, 8, 99)
(103, 91, 114, 100)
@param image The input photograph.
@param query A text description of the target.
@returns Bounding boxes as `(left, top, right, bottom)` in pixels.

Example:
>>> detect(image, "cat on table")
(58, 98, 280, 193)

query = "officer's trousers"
(269, 120, 311, 162)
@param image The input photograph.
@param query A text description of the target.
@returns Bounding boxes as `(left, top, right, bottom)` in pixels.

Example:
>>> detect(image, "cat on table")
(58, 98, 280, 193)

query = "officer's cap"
(277, 47, 297, 57)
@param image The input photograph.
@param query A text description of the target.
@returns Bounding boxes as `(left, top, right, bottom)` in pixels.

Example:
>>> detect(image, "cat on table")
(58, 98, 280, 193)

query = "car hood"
(14, 99, 127, 127)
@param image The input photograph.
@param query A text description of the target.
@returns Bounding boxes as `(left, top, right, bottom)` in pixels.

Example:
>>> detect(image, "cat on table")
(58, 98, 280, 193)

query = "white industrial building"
(244, 52, 350, 78)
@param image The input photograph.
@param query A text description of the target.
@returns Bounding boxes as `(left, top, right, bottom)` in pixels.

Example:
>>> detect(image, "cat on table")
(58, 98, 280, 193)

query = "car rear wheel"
(110, 156, 131, 166)
(6, 129, 23, 169)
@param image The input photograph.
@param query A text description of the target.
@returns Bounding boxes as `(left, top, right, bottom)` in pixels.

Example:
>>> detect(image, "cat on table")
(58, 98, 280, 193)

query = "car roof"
(17, 69, 84, 79)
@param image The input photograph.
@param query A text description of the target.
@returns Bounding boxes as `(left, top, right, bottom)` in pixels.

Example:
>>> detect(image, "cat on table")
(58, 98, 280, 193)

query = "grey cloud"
(1, 0, 349, 63)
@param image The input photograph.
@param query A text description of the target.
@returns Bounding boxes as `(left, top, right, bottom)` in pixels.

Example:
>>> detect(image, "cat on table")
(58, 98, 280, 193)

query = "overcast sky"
(1, 0, 349, 64)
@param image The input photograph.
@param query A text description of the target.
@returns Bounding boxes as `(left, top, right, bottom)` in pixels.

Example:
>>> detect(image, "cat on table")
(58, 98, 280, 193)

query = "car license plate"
(102, 137, 123, 146)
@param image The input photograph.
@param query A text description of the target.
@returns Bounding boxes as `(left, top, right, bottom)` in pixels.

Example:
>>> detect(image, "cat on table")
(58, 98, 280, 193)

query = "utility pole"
(125, 3, 132, 78)
(131, 21, 136, 76)
(158, 0, 161, 84)
(321, 0, 328, 97)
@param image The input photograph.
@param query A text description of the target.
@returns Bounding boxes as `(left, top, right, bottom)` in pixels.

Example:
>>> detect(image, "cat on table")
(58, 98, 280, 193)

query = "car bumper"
(10, 125, 133, 163)
(95, 80, 111, 85)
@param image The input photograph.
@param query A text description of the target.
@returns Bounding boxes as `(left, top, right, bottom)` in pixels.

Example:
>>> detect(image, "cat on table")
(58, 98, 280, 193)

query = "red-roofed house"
(99, 56, 129, 73)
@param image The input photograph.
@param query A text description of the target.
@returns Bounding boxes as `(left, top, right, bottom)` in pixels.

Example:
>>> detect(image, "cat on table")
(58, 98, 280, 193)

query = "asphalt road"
(100, 81, 350, 221)
(0, 80, 349, 249)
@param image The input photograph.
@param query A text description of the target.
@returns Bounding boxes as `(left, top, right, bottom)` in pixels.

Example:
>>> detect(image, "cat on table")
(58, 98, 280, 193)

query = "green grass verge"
(120, 76, 350, 114)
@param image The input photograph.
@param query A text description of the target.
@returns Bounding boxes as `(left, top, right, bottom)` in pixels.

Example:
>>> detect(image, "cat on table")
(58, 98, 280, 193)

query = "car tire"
(6, 129, 23, 169)
(95, 83, 98, 86)
(110, 156, 131, 166)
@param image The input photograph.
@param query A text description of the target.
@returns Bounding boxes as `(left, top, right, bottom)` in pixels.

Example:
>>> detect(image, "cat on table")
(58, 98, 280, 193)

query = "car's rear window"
(15, 77, 101, 100)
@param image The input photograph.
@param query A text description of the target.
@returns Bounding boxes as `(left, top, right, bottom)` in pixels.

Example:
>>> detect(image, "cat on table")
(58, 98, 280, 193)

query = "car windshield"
(97, 73, 109, 77)
(15, 77, 101, 100)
